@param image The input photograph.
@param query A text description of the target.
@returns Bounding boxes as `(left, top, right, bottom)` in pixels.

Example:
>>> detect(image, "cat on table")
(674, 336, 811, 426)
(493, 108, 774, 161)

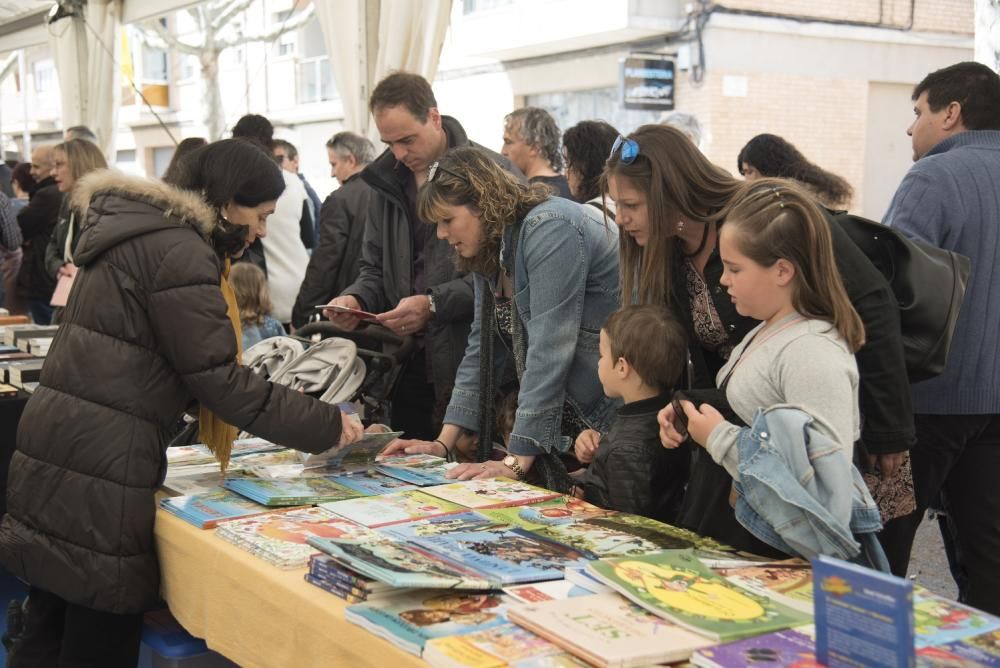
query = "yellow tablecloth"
(154, 509, 426, 668)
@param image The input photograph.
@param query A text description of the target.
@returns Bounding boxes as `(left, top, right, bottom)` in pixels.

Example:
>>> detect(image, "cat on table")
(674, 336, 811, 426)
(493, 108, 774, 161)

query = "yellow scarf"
(199, 259, 243, 470)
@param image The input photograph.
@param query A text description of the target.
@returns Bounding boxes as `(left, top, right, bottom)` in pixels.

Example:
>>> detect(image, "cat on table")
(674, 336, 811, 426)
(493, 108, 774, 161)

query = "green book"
(585, 550, 810, 642)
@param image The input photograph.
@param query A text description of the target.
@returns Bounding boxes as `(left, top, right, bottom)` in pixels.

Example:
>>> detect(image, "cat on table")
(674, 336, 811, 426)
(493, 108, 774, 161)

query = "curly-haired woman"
(383, 147, 620, 485)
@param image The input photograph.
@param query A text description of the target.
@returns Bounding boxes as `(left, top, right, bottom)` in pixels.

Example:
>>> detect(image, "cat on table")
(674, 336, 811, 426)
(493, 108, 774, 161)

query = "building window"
(525, 88, 662, 138)
(181, 55, 199, 81)
(152, 146, 174, 178)
(463, 0, 513, 14)
(298, 55, 337, 103)
(33, 59, 55, 93)
(142, 46, 169, 83)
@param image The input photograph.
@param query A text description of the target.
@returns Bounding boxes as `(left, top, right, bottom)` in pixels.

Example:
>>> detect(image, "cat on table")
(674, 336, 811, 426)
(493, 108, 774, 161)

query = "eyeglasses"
(428, 160, 467, 183)
(610, 135, 640, 164)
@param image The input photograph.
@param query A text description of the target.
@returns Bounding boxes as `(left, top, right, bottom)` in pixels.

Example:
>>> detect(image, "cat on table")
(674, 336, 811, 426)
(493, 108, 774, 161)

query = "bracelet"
(434, 439, 455, 462)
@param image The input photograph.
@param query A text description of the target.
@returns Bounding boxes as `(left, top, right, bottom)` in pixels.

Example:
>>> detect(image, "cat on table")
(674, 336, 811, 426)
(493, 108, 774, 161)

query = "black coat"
(15, 177, 61, 300)
(291, 173, 373, 328)
(0, 172, 347, 614)
(581, 394, 688, 523)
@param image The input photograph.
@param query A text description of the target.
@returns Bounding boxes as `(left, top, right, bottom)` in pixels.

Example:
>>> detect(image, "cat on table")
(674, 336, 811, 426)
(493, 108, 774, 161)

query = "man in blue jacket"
(882, 61, 1000, 614)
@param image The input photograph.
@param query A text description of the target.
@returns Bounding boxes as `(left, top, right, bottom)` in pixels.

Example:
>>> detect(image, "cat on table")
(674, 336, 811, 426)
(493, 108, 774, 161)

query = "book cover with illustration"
(508, 591, 715, 667)
(301, 430, 403, 469)
(533, 520, 686, 559)
(920, 629, 1000, 666)
(412, 527, 593, 586)
(222, 474, 364, 506)
(502, 580, 594, 605)
(690, 625, 818, 668)
(422, 478, 562, 509)
(320, 489, 467, 527)
(159, 489, 272, 528)
(423, 623, 587, 668)
(345, 590, 509, 656)
(307, 534, 494, 590)
(587, 550, 809, 642)
(329, 470, 418, 496)
(580, 513, 735, 553)
(215, 506, 374, 568)
(713, 560, 814, 614)
(380, 511, 508, 541)
(376, 453, 458, 486)
(813, 555, 913, 668)
(480, 497, 617, 533)
(914, 587, 1000, 648)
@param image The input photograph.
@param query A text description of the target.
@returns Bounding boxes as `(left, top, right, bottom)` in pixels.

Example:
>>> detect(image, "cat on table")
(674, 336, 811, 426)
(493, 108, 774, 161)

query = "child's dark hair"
(603, 305, 687, 391)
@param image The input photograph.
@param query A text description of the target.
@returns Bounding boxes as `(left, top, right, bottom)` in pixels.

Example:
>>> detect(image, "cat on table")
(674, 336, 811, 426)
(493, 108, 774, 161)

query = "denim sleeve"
(442, 275, 486, 432)
(507, 217, 588, 456)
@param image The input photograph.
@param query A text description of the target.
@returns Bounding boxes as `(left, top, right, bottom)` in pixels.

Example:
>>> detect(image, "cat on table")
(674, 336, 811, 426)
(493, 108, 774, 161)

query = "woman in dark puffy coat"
(0, 139, 362, 667)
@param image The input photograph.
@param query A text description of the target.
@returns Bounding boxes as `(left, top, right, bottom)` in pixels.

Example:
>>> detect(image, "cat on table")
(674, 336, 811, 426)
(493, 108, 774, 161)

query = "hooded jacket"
(0, 171, 346, 614)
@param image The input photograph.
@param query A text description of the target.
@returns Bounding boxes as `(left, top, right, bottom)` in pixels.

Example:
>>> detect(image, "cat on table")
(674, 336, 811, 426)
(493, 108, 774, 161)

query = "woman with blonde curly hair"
(383, 147, 620, 487)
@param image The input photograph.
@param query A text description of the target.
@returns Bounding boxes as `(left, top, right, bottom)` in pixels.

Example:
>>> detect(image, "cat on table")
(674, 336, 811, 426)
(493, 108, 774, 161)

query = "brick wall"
(714, 0, 972, 34)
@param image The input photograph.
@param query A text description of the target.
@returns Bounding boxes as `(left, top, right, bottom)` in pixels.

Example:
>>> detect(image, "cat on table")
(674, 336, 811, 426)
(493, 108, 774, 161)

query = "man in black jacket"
(16, 145, 61, 324)
(291, 132, 375, 329)
(326, 72, 520, 440)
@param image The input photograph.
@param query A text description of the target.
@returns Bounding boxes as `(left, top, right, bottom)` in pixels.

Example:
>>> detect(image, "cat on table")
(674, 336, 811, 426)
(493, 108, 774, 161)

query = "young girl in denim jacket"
(230, 262, 286, 350)
(666, 178, 865, 496)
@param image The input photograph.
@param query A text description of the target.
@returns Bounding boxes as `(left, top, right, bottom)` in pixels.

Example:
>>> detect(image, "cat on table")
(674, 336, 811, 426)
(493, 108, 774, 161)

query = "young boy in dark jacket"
(574, 305, 689, 522)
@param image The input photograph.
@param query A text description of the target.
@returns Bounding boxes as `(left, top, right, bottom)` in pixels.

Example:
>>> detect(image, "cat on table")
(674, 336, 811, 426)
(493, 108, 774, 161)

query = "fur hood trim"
(71, 169, 217, 238)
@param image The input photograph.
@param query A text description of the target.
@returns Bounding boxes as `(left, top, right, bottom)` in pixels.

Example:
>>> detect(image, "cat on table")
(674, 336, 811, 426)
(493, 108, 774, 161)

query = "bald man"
(17, 144, 62, 324)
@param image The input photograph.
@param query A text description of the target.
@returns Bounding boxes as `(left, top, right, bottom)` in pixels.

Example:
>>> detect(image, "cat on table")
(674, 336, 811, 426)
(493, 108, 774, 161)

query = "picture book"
(421, 478, 562, 509)
(920, 629, 1000, 666)
(576, 513, 735, 553)
(159, 489, 272, 528)
(376, 455, 461, 486)
(308, 554, 394, 593)
(690, 625, 818, 668)
(587, 550, 810, 642)
(329, 470, 418, 496)
(423, 624, 587, 668)
(813, 554, 914, 668)
(503, 580, 602, 606)
(299, 430, 403, 469)
(319, 489, 467, 527)
(345, 590, 509, 656)
(913, 586, 1000, 648)
(411, 527, 593, 586)
(215, 507, 374, 568)
(533, 520, 687, 559)
(222, 474, 364, 506)
(307, 534, 494, 590)
(379, 511, 507, 541)
(162, 467, 226, 496)
(713, 560, 814, 614)
(479, 497, 616, 533)
(564, 566, 614, 595)
(508, 591, 715, 667)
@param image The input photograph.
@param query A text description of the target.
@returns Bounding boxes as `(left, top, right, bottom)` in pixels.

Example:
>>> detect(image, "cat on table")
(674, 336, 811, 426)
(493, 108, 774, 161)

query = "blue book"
(159, 489, 271, 528)
(379, 511, 507, 541)
(410, 528, 594, 586)
(813, 555, 915, 668)
(329, 471, 418, 496)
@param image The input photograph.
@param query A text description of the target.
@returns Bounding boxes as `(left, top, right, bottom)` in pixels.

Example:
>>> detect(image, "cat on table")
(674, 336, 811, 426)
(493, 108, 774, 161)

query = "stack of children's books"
(305, 554, 397, 603)
(375, 453, 460, 486)
(159, 489, 273, 529)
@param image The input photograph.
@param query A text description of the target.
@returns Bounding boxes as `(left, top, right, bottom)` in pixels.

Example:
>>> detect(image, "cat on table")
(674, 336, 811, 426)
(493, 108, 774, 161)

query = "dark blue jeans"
(28, 300, 53, 326)
(879, 414, 1000, 614)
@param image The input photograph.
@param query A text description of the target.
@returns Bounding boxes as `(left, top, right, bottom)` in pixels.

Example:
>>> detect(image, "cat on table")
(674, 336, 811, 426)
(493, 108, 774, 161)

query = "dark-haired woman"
(737, 133, 853, 208)
(604, 124, 913, 555)
(383, 147, 620, 485)
(0, 139, 362, 667)
(161, 135, 208, 185)
(562, 120, 620, 208)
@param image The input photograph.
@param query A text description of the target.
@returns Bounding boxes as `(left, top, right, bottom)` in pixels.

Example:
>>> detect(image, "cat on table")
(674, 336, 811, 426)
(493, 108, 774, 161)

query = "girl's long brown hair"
(721, 178, 865, 352)
(229, 262, 273, 325)
(602, 124, 741, 306)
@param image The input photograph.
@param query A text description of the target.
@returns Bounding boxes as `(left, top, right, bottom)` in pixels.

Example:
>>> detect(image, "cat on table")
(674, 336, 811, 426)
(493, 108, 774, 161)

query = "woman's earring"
(676, 220, 686, 233)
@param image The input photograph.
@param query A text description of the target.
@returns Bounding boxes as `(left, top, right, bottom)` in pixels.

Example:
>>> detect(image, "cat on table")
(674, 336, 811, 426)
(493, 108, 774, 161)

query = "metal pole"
(18, 50, 30, 159)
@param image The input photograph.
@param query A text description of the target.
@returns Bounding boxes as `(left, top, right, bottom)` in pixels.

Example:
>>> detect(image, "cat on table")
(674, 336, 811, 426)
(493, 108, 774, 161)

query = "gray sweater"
(884, 130, 1000, 414)
(706, 315, 860, 479)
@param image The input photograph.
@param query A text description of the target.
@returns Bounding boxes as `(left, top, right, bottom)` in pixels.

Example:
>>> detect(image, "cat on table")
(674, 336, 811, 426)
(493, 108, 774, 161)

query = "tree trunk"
(201, 48, 225, 140)
(975, 0, 1000, 72)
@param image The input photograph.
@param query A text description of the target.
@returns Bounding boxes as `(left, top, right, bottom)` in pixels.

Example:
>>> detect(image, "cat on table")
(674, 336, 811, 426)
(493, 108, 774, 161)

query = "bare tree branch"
(220, 4, 315, 48)
(210, 0, 254, 32)
(137, 19, 202, 55)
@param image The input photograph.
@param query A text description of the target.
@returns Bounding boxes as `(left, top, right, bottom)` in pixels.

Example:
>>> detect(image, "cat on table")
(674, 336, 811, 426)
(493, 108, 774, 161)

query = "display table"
(155, 510, 425, 668)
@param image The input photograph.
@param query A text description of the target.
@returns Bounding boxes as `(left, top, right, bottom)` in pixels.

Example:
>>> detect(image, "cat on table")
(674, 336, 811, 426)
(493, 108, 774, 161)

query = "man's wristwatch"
(427, 293, 437, 316)
(502, 455, 526, 481)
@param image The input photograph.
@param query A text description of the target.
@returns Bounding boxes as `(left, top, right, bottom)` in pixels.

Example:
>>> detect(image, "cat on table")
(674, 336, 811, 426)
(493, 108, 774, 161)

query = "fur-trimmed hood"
(71, 169, 219, 267)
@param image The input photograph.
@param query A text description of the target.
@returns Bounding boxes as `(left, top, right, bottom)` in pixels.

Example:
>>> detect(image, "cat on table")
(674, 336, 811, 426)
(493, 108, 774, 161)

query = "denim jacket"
(444, 197, 620, 455)
(730, 406, 885, 568)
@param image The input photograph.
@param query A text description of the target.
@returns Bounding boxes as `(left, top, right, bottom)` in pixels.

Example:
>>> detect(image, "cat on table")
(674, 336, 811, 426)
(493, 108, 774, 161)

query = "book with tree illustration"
(422, 478, 562, 509)
(508, 591, 714, 667)
(159, 489, 273, 528)
(346, 590, 509, 656)
(423, 623, 587, 668)
(222, 474, 364, 506)
(320, 489, 467, 528)
(586, 550, 810, 642)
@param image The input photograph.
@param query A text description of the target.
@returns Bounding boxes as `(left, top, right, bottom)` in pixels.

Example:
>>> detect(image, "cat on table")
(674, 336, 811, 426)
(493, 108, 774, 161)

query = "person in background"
(291, 131, 375, 329)
(0, 138, 362, 667)
(16, 145, 63, 325)
(501, 107, 572, 199)
(231, 114, 312, 326)
(10, 163, 34, 213)
(562, 120, 619, 210)
(42, 139, 108, 323)
(230, 262, 286, 350)
(660, 111, 704, 149)
(3, 164, 37, 315)
(383, 147, 620, 488)
(63, 125, 99, 144)
(162, 137, 207, 185)
(878, 62, 1000, 613)
(273, 138, 323, 237)
(575, 305, 689, 522)
(737, 133, 853, 209)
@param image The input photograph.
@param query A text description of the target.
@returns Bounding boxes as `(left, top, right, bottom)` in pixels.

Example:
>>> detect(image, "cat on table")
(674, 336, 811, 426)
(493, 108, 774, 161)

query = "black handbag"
(832, 213, 970, 383)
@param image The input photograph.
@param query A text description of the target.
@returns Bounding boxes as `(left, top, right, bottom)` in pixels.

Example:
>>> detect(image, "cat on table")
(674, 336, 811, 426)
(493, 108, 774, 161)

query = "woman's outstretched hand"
(380, 438, 447, 458)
